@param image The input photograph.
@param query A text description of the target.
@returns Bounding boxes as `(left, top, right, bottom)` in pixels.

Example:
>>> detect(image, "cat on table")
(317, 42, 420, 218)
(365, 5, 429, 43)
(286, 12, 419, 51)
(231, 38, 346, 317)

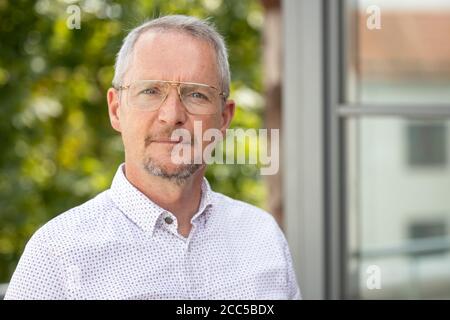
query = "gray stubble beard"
(143, 157, 202, 186)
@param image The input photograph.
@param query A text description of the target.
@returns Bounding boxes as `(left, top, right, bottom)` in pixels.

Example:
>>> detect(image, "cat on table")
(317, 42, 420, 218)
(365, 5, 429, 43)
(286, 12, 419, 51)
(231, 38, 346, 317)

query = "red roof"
(357, 11, 450, 80)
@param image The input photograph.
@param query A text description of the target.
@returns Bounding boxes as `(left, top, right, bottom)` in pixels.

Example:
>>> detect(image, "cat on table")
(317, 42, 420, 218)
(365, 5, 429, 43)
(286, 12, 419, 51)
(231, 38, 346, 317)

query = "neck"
(123, 161, 206, 229)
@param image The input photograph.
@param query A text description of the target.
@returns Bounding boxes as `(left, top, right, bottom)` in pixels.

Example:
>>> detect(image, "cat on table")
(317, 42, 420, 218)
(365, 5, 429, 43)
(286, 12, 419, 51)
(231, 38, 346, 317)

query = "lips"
(153, 140, 181, 144)
(145, 134, 193, 147)
(151, 137, 191, 145)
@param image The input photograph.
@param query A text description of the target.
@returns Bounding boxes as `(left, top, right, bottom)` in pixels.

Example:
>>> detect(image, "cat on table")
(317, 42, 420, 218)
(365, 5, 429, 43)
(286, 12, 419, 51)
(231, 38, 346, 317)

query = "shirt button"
(164, 216, 173, 225)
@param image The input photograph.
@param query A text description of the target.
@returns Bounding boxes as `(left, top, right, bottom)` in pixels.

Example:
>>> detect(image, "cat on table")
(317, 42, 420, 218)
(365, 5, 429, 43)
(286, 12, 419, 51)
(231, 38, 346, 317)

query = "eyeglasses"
(116, 80, 227, 115)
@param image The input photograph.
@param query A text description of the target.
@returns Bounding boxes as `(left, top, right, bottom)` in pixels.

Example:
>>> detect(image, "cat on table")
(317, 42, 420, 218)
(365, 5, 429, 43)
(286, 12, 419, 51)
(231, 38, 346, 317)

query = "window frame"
(325, 0, 450, 299)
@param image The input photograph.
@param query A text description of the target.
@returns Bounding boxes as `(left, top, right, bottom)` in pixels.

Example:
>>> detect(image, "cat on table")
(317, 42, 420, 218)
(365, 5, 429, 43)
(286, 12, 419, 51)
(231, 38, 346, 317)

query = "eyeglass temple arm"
(114, 85, 130, 90)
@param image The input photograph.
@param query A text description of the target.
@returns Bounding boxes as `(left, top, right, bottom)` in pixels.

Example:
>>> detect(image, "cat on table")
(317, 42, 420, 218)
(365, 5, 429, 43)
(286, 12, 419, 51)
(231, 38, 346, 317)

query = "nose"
(157, 85, 187, 126)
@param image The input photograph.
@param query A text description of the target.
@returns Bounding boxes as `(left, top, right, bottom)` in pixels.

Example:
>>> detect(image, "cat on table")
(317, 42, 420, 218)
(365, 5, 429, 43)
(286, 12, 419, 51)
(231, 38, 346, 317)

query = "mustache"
(144, 128, 196, 147)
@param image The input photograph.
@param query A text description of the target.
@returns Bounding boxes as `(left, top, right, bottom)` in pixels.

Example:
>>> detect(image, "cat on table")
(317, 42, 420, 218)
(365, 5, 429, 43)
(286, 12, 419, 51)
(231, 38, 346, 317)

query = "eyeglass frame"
(114, 79, 228, 114)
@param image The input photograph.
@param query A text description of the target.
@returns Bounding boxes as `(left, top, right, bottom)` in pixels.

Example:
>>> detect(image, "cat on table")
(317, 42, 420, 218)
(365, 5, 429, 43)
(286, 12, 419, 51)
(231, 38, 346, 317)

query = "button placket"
(183, 225, 196, 299)
(161, 212, 178, 236)
(164, 216, 173, 225)
(185, 223, 198, 253)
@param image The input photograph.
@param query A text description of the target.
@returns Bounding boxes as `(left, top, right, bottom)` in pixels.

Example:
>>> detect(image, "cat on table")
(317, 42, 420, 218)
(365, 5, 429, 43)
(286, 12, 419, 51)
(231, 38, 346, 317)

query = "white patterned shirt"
(5, 164, 301, 300)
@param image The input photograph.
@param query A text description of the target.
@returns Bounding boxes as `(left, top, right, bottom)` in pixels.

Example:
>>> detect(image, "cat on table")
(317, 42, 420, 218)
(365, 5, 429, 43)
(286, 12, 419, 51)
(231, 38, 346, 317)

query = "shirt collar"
(109, 163, 215, 235)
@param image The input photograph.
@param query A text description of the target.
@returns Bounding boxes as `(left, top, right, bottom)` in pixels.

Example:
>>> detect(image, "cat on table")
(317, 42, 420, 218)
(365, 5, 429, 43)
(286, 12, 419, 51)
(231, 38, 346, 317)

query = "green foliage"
(0, 0, 265, 282)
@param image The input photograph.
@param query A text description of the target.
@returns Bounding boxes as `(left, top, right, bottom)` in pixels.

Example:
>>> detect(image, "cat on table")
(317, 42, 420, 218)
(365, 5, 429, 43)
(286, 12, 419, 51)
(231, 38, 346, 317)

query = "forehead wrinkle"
(126, 31, 220, 86)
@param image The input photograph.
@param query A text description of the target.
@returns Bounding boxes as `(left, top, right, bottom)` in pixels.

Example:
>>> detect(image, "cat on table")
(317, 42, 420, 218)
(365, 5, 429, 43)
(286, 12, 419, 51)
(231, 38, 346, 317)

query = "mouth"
(153, 140, 181, 145)
(151, 138, 192, 145)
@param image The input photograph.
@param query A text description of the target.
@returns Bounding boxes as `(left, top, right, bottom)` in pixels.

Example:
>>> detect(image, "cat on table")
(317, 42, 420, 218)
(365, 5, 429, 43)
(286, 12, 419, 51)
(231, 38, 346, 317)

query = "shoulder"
(213, 191, 275, 220)
(210, 192, 294, 279)
(211, 191, 283, 240)
(27, 190, 118, 252)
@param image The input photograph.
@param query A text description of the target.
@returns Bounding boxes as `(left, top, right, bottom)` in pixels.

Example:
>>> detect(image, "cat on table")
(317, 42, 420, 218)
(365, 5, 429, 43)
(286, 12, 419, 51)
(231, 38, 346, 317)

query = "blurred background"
(1, 0, 450, 300)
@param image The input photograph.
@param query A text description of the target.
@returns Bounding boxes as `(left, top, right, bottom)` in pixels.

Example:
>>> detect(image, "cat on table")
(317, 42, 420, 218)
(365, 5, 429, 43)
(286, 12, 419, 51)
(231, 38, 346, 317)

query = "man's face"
(107, 31, 235, 181)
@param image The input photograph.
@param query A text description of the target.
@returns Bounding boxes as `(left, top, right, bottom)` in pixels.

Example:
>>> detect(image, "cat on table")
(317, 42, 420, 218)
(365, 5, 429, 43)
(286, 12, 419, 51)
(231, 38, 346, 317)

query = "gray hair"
(112, 15, 230, 98)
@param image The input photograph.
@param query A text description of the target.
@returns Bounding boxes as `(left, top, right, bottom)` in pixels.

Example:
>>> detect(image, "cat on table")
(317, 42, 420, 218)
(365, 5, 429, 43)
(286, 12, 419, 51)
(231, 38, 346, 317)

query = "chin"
(143, 156, 202, 183)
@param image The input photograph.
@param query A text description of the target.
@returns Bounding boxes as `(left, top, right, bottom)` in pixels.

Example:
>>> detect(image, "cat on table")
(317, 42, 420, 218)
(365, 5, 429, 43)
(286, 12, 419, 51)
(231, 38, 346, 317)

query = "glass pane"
(345, 117, 450, 299)
(346, 0, 450, 104)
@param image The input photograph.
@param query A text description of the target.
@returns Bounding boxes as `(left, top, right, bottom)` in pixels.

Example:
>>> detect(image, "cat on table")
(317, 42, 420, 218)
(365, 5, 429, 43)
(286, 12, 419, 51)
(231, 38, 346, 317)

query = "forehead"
(127, 30, 220, 85)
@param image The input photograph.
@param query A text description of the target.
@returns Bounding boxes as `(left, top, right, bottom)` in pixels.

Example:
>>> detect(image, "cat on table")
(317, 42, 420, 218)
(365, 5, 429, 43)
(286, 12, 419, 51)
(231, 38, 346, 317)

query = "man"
(5, 15, 300, 300)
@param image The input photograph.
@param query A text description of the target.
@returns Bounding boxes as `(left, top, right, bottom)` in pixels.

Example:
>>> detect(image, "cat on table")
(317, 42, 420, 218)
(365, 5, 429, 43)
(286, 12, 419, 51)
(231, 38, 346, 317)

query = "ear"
(219, 99, 235, 136)
(107, 88, 122, 133)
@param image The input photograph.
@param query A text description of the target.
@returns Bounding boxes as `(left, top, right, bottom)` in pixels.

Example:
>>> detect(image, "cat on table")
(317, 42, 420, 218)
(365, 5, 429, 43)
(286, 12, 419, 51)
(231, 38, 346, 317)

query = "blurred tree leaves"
(0, 0, 266, 282)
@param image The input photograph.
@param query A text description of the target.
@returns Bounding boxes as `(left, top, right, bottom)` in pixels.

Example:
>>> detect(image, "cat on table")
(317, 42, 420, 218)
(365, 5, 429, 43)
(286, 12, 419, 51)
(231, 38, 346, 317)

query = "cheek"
(120, 117, 148, 151)
(195, 117, 223, 148)
(198, 115, 222, 131)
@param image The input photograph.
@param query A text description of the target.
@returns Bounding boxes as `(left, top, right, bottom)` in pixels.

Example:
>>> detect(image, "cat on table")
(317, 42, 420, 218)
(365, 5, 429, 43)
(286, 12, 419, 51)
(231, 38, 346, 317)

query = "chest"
(60, 237, 288, 299)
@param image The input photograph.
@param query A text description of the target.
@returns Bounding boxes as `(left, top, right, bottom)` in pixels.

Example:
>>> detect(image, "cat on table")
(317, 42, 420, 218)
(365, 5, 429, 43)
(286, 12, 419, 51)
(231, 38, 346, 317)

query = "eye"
(140, 87, 160, 95)
(140, 89, 156, 94)
(190, 92, 209, 100)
